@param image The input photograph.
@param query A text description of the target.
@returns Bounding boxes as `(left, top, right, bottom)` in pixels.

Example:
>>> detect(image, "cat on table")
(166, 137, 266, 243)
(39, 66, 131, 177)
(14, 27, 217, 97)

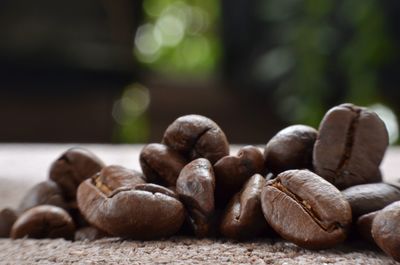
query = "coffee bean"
(162, 115, 229, 164)
(93, 165, 146, 196)
(18, 180, 88, 229)
(0, 208, 17, 238)
(261, 169, 352, 249)
(74, 226, 108, 241)
(356, 211, 378, 243)
(49, 148, 105, 201)
(77, 177, 184, 239)
(313, 104, 388, 189)
(11, 205, 75, 239)
(214, 146, 265, 208)
(264, 125, 317, 174)
(18, 180, 68, 213)
(140, 143, 187, 187)
(372, 201, 400, 262)
(176, 158, 215, 237)
(220, 174, 270, 239)
(134, 183, 179, 199)
(342, 183, 400, 219)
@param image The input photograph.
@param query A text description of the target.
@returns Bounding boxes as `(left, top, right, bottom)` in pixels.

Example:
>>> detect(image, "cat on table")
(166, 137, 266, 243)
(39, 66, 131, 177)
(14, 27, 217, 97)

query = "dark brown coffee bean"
(220, 174, 270, 239)
(18, 180, 87, 229)
(162, 115, 229, 164)
(140, 143, 187, 187)
(214, 146, 265, 208)
(18, 180, 68, 213)
(134, 183, 179, 199)
(93, 165, 146, 196)
(11, 205, 75, 239)
(264, 125, 317, 174)
(342, 183, 400, 219)
(372, 201, 400, 262)
(74, 226, 108, 241)
(176, 158, 215, 237)
(49, 147, 105, 201)
(0, 208, 17, 238)
(261, 169, 352, 249)
(313, 104, 388, 189)
(77, 179, 184, 239)
(356, 211, 378, 243)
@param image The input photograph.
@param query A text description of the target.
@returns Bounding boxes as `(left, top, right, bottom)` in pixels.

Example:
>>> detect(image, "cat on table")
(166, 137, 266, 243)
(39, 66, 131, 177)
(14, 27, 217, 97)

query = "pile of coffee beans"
(1, 103, 399, 262)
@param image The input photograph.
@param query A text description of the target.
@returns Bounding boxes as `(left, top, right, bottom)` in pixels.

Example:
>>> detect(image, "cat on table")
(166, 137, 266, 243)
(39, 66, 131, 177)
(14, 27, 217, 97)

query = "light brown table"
(1, 143, 399, 209)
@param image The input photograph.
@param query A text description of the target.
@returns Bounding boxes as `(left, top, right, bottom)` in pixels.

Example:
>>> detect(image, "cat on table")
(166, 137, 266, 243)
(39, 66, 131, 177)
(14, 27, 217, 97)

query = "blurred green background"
(0, 0, 399, 144)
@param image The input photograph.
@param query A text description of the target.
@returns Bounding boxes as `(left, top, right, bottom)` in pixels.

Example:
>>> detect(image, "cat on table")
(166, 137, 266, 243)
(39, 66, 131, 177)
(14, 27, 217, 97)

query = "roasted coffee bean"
(18, 180, 67, 213)
(134, 183, 179, 198)
(261, 169, 352, 249)
(356, 211, 378, 243)
(214, 146, 265, 208)
(77, 178, 184, 239)
(0, 208, 17, 238)
(49, 147, 105, 201)
(264, 125, 317, 174)
(372, 201, 400, 262)
(73, 165, 146, 229)
(313, 104, 388, 189)
(74, 226, 108, 241)
(93, 165, 146, 196)
(176, 158, 215, 237)
(140, 143, 187, 187)
(342, 183, 400, 219)
(162, 115, 229, 164)
(220, 174, 270, 239)
(11, 205, 75, 239)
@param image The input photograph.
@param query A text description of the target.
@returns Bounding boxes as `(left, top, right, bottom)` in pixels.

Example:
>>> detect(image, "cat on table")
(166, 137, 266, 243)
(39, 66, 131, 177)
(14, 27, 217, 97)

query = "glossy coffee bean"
(11, 205, 75, 239)
(342, 183, 400, 219)
(176, 158, 215, 237)
(220, 174, 270, 239)
(0, 208, 17, 238)
(77, 177, 184, 239)
(162, 115, 229, 164)
(313, 103, 388, 189)
(264, 125, 317, 174)
(74, 226, 108, 241)
(356, 211, 378, 243)
(261, 169, 352, 249)
(18, 180, 67, 213)
(18, 180, 86, 228)
(93, 165, 146, 196)
(372, 201, 400, 262)
(140, 143, 187, 187)
(49, 147, 105, 201)
(214, 146, 265, 208)
(134, 183, 178, 198)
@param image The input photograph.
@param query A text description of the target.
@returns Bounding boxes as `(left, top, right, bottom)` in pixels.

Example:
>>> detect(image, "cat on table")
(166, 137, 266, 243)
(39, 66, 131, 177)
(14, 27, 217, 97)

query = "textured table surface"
(0, 144, 399, 264)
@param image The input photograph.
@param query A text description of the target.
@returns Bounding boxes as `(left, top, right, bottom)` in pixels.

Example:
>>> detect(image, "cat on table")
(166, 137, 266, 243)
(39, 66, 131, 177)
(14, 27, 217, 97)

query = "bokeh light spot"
(254, 48, 295, 82)
(112, 84, 151, 125)
(156, 14, 185, 47)
(187, 7, 209, 35)
(134, 23, 162, 63)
